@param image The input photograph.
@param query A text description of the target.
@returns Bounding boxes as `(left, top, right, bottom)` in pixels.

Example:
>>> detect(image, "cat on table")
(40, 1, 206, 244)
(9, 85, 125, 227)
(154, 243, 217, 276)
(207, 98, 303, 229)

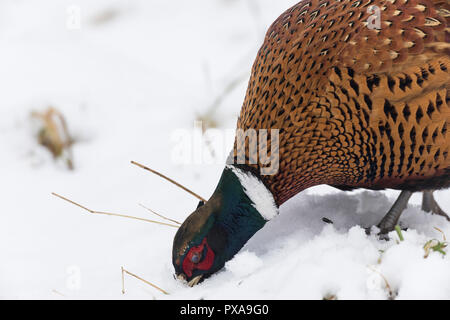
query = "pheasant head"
(172, 165, 277, 286)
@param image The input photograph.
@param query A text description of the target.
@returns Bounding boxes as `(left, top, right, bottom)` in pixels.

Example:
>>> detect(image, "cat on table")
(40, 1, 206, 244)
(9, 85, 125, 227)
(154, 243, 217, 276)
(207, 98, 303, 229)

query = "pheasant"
(173, 0, 450, 286)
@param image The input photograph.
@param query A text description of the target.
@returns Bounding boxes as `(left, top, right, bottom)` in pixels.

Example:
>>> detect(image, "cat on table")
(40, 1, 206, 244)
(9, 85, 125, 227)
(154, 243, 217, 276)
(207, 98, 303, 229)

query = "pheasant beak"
(176, 273, 187, 282)
(176, 273, 203, 287)
(187, 275, 203, 287)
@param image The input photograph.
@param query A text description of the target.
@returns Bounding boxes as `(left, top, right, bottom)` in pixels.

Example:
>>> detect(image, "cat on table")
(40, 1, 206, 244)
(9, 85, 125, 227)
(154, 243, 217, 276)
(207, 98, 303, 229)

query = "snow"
(227, 165, 279, 221)
(225, 251, 263, 278)
(0, 0, 449, 300)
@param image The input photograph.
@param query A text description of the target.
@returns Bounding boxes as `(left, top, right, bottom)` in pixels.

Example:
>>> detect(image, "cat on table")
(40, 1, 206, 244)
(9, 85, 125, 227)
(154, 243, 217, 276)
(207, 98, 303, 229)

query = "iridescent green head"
(172, 165, 278, 286)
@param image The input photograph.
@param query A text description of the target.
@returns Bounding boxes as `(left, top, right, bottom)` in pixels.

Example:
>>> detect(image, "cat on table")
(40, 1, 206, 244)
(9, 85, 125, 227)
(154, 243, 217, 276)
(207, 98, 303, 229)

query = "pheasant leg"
(422, 191, 450, 221)
(377, 191, 413, 235)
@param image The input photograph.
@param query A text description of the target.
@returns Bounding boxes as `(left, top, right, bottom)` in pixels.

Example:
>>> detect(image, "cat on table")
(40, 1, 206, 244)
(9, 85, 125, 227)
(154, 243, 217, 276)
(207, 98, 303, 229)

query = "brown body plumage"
(172, 0, 450, 285)
(234, 0, 450, 205)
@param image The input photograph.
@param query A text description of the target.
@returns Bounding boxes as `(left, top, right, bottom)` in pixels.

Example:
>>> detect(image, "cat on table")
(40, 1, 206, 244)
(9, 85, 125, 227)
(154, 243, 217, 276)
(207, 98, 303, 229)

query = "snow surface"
(0, 0, 449, 300)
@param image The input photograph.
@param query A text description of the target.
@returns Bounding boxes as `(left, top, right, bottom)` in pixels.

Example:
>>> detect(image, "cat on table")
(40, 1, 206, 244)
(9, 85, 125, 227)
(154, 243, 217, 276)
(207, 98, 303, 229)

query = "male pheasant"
(173, 0, 450, 286)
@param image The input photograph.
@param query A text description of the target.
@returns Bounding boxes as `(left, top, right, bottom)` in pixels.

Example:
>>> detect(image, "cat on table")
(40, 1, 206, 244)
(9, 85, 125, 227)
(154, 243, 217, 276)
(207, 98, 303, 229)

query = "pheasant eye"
(191, 252, 201, 264)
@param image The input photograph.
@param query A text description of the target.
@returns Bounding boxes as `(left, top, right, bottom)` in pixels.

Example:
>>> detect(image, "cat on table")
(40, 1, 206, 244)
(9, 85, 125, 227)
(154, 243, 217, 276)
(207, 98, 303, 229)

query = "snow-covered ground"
(0, 0, 449, 300)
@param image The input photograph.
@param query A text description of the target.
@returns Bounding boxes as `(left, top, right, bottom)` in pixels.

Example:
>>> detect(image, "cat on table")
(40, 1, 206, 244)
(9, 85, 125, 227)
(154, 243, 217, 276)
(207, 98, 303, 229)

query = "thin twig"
(121, 267, 169, 295)
(52, 289, 66, 297)
(130, 161, 206, 202)
(52, 193, 179, 228)
(139, 203, 181, 225)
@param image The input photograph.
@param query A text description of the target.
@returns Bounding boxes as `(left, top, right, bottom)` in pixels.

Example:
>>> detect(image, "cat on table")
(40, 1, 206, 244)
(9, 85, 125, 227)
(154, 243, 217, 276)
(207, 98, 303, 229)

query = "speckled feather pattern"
(232, 0, 450, 205)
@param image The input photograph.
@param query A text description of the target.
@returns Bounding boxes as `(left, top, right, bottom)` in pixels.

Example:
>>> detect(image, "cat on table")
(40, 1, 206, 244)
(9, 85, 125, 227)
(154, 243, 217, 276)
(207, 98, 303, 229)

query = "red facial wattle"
(182, 238, 215, 278)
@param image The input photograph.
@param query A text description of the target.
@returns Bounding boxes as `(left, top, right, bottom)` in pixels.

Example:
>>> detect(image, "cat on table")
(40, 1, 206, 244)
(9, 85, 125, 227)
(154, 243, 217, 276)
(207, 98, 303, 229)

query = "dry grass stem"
(90, 7, 120, 26)
(434, 227, 447, 241)
(32, 107, 75, 170)
(196, 71, 249, 131)
(368, 266, 395, 299)
(139, 203, 181, 225)
(121, 267, 169, 295)
(52, 289, 66, 297)
(131, 161, 206, 202)
(52, 193, 179, 228)
(121, 267, 125, 294)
